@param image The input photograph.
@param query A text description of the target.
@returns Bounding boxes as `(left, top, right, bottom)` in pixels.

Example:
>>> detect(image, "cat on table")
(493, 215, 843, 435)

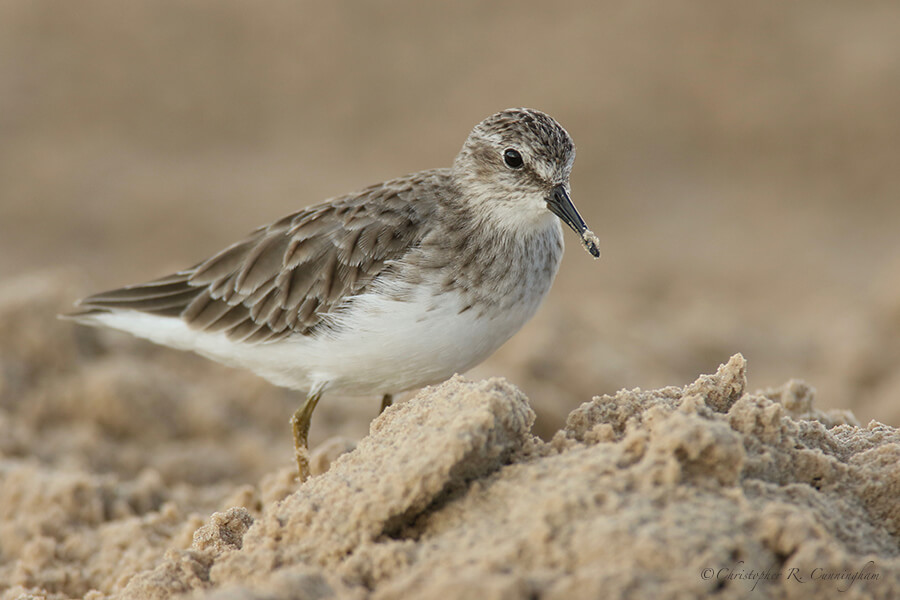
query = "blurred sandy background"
(2, 0, 900, 435)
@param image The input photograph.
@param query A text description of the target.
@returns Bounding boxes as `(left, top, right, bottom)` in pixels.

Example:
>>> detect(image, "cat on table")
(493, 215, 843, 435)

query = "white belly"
(83, 282, 548, 397)
(291, 284, 546, 395)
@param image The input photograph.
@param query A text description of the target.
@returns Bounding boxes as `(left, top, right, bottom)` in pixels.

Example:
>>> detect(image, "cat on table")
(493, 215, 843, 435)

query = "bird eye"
(503, 148, 524, 169)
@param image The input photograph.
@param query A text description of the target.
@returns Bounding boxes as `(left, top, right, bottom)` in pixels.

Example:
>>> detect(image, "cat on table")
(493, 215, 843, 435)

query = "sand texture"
(3, 4, 900, 596)
(1, 276, 898, 600)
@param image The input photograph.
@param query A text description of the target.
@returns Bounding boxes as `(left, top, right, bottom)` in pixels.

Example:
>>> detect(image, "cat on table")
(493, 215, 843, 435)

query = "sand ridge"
(1, 276, 899, 599)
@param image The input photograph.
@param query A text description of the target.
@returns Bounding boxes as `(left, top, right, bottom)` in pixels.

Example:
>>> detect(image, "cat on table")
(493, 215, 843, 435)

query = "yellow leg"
(291, 388, 323, 482)
(380, 393, 393, 414)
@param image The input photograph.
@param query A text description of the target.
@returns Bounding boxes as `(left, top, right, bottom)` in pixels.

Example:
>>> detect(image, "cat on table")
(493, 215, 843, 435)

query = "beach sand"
(2, 1, 900, 597)
(1, 276, 898, 599)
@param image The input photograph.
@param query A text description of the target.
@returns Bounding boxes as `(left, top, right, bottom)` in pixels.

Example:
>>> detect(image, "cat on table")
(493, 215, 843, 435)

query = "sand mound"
(1, 276, 899, 599)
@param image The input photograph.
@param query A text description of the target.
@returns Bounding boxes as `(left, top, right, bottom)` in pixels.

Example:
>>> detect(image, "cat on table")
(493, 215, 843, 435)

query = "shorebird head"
(454, 108, 599, 257)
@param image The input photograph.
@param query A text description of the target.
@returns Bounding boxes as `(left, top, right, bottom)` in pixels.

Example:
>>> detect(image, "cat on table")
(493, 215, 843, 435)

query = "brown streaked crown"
(454, 108, 575, 189)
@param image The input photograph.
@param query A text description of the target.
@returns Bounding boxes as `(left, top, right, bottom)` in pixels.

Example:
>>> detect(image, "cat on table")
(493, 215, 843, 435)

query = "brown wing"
(73, 175, 441, 343)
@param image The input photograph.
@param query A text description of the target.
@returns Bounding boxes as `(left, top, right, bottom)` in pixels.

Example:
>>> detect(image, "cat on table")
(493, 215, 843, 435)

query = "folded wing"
(73, 180, 432, 343)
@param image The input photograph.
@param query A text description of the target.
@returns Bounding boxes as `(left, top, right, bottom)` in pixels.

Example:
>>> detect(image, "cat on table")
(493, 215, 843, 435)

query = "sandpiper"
(67, 108, 600, 480)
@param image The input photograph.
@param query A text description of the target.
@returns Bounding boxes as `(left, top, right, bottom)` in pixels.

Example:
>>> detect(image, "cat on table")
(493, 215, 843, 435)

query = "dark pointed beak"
(546, 185, 600, 258)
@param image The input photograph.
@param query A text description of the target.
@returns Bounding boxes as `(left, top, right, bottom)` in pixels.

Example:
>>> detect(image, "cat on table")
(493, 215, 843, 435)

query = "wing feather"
(70, 171, 446, 342)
